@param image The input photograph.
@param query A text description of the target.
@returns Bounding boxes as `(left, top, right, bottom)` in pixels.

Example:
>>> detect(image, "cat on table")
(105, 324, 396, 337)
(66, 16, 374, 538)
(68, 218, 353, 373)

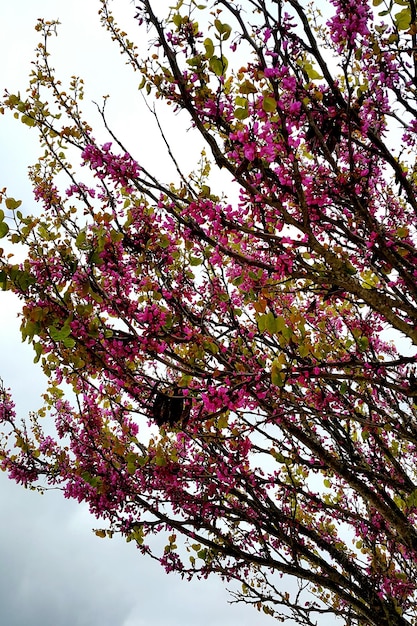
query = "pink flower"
(243, 143, 256, 161)
(328, 0, 370, 50)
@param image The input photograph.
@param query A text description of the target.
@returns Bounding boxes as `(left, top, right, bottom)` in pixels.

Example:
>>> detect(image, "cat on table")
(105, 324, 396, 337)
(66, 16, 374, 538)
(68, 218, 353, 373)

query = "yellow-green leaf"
(239, 80, 257, 94)
(209, 55, 228, 76)
(271, 360, 285, 387)
(0, 222, 9, 238)
(394, 7, 411, 30)
(204, 37, 214, 58)
(159, 234, 171, 249)
(21, 114, 35, 127)
(262, 96, 277, 112)
(396, 226, 409, 238)
(214, 19, 231, 40)
(5, 197, 22, 210)
(234, 107, 249, 120)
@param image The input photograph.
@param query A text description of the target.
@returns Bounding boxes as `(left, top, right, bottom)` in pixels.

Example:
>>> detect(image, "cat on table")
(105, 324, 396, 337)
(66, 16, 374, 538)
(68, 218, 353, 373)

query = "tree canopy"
(2, 0, 417, 624)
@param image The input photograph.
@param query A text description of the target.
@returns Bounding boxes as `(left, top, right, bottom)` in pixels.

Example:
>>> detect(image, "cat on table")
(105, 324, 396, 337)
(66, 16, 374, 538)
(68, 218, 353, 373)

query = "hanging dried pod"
(151, 385, 190, 427)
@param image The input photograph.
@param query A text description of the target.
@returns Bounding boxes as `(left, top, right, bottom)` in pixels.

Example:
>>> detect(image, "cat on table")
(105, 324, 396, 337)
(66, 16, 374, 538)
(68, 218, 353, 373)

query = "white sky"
(0, 2, 340, 625)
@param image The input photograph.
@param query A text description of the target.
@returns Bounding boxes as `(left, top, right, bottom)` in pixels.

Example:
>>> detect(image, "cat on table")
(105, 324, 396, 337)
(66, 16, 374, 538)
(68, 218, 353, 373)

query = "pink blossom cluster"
(327, 0, 371, 51)
(82, 142, 141, 190)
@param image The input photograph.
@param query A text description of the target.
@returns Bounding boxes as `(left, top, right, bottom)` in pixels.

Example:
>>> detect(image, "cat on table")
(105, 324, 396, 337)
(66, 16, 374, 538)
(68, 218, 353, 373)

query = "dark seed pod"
(151, 385, 190, 427)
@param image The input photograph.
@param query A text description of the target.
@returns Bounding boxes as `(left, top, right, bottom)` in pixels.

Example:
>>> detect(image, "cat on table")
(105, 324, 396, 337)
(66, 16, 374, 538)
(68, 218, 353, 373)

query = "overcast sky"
(0, 2, 342, 625)
(0, 2, 273, 626)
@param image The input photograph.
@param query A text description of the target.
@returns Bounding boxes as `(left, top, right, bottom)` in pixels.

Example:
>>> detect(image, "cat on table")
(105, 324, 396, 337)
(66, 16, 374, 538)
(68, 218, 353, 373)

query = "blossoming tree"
(2, 0, 417, 624)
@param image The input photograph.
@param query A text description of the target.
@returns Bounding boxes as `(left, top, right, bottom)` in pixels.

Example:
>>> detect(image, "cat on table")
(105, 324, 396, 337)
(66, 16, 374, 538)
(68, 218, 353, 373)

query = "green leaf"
(265, 313, 279, 334)
(0, 270, 7, 290)
(394, 7, 411, 29)
(214, 19, 231, 40)
(109, 229, 124, 243)
(21, 114, 35, 127)
(204, 37, 214, 58)
(262, 96, 277, 112)
(204, 339, 219, 354)
(271, 361, 284, 387)
(9, 267, 36, 290)
(127, 462, 136, 475)
(344, 261, 357, 275)
(265, 312, 278, 333)
(258, 312, 273, 332)
(0, 221, 9, 238)
(235, 96, 248, 107)
(234, 107, 249, 120)
(6, 94, 21, 106)
(257, 312, 287, 334)
(33, 341, 43, 363)
(62, 337, 76, 348)
(239, 80, 257, 94)
(216, 412, 229, 429)
(21, 320, 40, 343)
(158, 234, 171, 249)
(75, 230, 88, 250)
(126, 525, 145, 545)
(49, 323, 72, 343)
(405, 489, 417, 508)
(300, 60, 323, 81)
(209, 55, 228, 76)
(306, 67, 323, 80)
(187, 56, 202, 67)
(396, 226, 409, 238)
(5, 197, 22, 210)
(200, 184, 211, 197)
(172, 13, 183, 28)
(357, 336, 369, 352)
